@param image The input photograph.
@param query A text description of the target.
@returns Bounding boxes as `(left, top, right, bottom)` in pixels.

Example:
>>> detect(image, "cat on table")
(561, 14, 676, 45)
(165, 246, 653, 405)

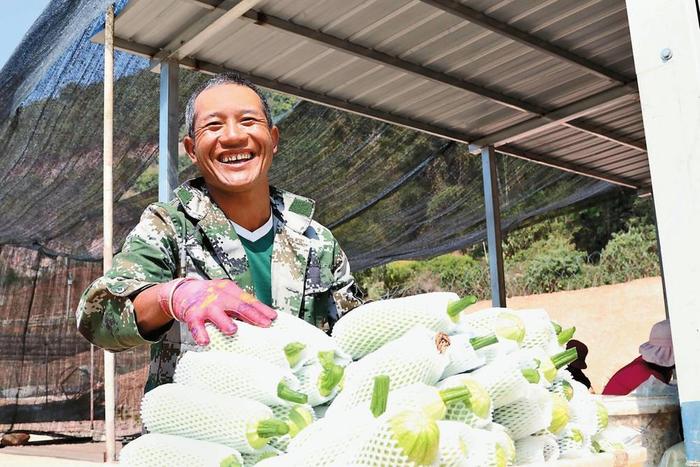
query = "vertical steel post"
(102, 4, 116, 463)
(626, 0, 700, 462)
(159, 60, 179, 203)
(481, 146, 506, 307)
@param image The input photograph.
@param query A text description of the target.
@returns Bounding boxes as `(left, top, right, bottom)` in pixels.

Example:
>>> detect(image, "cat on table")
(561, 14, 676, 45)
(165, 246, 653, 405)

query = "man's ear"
(271, 125, 280, 155)
(183, 135, 197, 164)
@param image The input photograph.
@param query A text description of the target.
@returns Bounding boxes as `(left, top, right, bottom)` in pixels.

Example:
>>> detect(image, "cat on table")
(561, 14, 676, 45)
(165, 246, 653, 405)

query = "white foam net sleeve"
(271, 311, 351, 366)
(441, 333, 485, 378)
(493, 385, 552, 440)
(173, 351, 300, 406)
(557, 423, 593, 459)
(515, 309, 562, 354)
(268, 404, 316, 452)
(485, 422, 516, 465)
(437, 420, 470, 466)
(140, 383, 273, 454)
(331, 292, 459, 359)
(386, 383, 446, 420)
(453, 307, 512, 335)
(514, 433, 560, 464)
(286, 409, 375, 466)
(460, 426, 509, 467)
(549, 370, 574, 399)
(326, 326, 447, 417)
(240, 446, 282, 466)
(568, 380, 601, 436)
(475, 338, 519, 366)
(205, 322, 294, 370)
(469, 355, 531, 409)
(118, 433, 243, 467)
(339, 409, 438, 467)
(295, 360, 340, 406)
(438, 375, 492, 428)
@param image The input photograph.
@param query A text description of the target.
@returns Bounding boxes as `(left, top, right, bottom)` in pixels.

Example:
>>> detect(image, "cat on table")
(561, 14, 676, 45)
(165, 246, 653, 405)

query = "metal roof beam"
(108, 35, 639, 190)
(472, 86, 638, 147)
(419, 0, 635, 87)
(238, 9, 644, 153)
(496, 144, 639, 188)
(156, 0, 263, 61)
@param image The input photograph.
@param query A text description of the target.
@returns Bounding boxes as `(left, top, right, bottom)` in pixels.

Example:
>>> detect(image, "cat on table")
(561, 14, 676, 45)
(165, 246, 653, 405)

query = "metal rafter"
(157, 0, 263, 61)
(471, 86, 640, 148)
(107, 35, 640, 190)
(236, 9, 645, 153)
(418, 0, 635, 86)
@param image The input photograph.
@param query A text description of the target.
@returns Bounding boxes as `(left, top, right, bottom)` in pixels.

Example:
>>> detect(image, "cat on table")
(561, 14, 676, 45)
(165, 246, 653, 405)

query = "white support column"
(481, 146, 506, 307)
(102, 3, 116, 463)
(626, 1, 700, 462)
(159, 60, 179, 202)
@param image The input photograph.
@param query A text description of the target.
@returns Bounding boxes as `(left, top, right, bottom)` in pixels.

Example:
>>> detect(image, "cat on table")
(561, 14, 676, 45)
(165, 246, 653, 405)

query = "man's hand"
(159, 278, 277, 346)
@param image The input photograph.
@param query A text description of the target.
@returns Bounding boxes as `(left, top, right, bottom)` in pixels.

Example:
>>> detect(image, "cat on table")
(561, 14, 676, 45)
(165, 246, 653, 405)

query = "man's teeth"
(220, 153, 253, 163)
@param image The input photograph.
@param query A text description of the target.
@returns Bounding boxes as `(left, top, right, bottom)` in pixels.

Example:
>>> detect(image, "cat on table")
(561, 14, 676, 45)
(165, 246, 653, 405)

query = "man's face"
(184, 84, 279, 195)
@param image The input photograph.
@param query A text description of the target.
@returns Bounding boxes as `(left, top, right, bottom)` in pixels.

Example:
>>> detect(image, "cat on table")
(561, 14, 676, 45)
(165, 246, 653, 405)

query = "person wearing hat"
(602, 319, 675, 395)
(566, 339, 592, 390)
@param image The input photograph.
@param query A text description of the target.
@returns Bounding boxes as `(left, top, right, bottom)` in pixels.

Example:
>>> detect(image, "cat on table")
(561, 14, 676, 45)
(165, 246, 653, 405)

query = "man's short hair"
(185, 73, 273, 139)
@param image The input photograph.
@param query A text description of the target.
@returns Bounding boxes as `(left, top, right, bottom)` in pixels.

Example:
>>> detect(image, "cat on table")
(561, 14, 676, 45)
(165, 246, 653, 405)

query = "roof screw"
(660, 48, 673, 62)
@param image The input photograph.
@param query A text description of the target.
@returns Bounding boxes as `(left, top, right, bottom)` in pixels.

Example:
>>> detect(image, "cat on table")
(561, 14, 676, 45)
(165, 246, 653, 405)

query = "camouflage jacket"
(76, 178, 361, 391)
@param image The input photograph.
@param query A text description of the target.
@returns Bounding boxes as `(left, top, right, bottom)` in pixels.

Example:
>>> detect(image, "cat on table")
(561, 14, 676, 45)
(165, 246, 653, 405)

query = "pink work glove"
(158, 278, 277, 346)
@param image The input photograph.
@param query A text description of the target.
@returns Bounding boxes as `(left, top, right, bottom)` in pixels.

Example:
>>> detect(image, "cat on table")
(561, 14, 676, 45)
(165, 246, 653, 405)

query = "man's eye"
(205, 122, 223, 128)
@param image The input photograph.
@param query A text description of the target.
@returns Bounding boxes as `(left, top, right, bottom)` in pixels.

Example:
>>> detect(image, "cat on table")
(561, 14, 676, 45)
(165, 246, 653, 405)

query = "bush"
(524, 248, 586, 293)
(597, 225, 660, 283)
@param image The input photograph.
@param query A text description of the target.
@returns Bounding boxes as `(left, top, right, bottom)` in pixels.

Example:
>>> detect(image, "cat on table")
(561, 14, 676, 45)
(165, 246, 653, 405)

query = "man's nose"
(219, 122, 247, 145)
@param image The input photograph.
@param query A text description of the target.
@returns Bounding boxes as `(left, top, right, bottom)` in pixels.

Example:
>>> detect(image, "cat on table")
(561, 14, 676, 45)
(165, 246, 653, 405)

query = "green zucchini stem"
(469, 333, 499, 350)
(277, 381, 309, 404)
(370, 375, 390, 417)
(438, 386, 472, 405)
(256, 419, 290, 438)
(551, 347, 578, 369)
(557, 326, 576, 345)
(283, 342, 306, 368)
(521, 368, 540, 384)
(446, 295, 478, 319)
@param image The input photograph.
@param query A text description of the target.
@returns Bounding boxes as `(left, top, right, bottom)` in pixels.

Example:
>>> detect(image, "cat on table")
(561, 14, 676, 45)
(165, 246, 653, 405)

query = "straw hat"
(639, 319, 674, 367)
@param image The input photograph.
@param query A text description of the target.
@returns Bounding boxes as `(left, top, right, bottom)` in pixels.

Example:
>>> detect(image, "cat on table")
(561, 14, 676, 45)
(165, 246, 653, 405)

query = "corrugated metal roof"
(100, 0, 648, 188)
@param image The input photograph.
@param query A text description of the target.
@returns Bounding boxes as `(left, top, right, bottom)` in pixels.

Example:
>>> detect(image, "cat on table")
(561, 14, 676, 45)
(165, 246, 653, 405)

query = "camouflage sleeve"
(329, 242, 363, 318)
(76, 203, 182, 352)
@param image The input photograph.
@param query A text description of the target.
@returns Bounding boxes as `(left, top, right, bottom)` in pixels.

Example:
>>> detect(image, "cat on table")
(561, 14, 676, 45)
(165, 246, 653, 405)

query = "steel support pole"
(481, 146, 506, 307)
(102, 4, 116, 463)
(159, 60, 179, 202)
(626, 0, 700, 462)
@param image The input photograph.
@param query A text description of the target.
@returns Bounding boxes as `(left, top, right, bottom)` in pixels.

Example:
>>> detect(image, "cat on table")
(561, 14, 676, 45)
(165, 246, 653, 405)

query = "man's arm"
(133, 283, 172, 334)
(76, 204, 181, 352)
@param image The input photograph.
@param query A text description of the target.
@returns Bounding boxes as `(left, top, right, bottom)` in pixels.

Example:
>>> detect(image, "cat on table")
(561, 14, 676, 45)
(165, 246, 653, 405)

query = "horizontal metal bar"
(239, 9, 646, 154)
(240, 10, 545, 115)
(471, 85, 638, 147)
(108, 35, 639, 190)
(497, 144, 639, 188)
(161, 0, 263, 61)
(419, 0, 635, 86)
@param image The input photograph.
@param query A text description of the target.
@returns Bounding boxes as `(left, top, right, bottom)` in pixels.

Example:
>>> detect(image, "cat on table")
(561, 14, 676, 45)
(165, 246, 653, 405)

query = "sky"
(0, 0, 51, 69)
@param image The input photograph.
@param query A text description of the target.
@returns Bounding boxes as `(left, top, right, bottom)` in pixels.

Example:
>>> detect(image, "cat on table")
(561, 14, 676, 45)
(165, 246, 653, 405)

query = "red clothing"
(602, 356, 671, 395)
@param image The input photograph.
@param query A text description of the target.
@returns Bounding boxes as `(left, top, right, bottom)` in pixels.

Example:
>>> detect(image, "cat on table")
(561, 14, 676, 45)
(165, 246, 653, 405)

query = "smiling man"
(76, 73, 362, 391)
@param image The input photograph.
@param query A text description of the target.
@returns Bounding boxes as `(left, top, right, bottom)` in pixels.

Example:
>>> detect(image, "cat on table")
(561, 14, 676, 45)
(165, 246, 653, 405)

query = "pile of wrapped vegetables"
(119, 292, 630, 466)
